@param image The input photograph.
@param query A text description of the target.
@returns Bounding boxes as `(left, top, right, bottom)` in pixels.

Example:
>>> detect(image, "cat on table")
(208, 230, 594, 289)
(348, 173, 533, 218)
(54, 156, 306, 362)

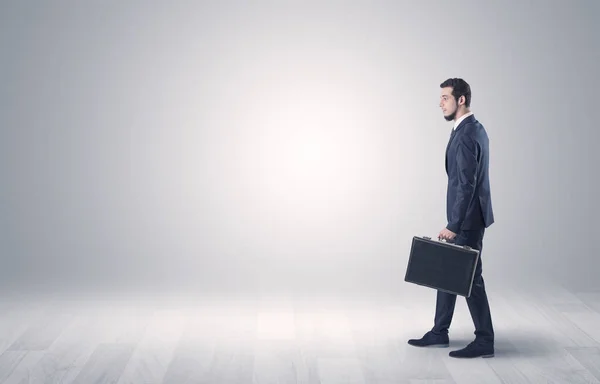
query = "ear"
(458, 95, 465, 106)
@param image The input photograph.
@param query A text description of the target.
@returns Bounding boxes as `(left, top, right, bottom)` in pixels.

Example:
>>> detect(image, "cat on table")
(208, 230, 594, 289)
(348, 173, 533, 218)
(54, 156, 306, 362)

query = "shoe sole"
(408, 343, 449, 348)
(449, 353, 494, 358)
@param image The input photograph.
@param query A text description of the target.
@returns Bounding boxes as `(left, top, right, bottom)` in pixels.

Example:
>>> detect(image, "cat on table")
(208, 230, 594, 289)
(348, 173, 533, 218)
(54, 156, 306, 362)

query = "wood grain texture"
(0, 284, 599, 383)
(70, 343, 136, 384)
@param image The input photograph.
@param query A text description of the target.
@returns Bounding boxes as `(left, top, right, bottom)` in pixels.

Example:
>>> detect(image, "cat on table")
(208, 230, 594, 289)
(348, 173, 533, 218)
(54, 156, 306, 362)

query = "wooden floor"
(1, 281, 600, 383)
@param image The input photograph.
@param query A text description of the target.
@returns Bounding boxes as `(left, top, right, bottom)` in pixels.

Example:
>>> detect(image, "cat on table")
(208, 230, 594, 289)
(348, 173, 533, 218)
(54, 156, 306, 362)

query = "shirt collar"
(453, 111, 473, 130)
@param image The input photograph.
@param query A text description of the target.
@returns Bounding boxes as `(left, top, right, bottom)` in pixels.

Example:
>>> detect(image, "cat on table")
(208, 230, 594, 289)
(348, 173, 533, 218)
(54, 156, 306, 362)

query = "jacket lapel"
(445, 114, 475, 173)
(445, 129, 457, 173)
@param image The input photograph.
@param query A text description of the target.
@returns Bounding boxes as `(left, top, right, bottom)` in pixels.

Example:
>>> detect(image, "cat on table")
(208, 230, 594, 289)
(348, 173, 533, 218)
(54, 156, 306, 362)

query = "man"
(408, 78, 495, 358)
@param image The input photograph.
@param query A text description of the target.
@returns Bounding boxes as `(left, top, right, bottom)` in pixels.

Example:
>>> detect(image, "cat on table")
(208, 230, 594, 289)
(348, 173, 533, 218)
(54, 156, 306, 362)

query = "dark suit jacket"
(445, 114, 494, 233)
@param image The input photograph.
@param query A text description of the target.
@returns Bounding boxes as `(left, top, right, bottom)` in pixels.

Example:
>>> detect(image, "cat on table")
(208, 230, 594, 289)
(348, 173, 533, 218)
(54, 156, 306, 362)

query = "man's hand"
(438, 228, 457, 241)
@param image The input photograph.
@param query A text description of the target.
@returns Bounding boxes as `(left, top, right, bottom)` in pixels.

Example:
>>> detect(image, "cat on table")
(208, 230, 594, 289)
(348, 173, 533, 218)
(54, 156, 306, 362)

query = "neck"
(454, 109, 471, 122)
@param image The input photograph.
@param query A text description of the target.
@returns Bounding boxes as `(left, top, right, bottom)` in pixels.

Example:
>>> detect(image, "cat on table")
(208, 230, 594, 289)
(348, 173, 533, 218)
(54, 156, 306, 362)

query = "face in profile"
(439, 87, 457, 121)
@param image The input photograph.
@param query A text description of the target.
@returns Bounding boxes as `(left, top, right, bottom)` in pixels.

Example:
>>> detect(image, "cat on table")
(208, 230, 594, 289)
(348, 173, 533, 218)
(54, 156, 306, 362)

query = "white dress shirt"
(453, 111, 473, 130)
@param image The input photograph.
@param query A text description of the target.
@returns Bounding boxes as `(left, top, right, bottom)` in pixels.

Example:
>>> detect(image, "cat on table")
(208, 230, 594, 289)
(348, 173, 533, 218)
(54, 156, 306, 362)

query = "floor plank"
(70, 343, 136, 384)
(0, 284, 598, 383)
(565, 347, 600, 381)
(7, 313, 73, 351)
(116, 310, 186, 384)
(15, 314, 104, 384)
(0, 351, 27, 382)
(2, 351, 45, 384)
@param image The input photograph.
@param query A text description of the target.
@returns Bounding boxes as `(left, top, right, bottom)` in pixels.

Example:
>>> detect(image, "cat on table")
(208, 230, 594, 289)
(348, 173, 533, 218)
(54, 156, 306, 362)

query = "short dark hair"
(440, 78, 471, 107)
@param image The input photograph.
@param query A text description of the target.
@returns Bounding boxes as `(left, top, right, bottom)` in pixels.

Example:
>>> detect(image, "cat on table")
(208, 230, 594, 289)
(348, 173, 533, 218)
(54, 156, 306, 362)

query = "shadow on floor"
(448, 332, 565, 358)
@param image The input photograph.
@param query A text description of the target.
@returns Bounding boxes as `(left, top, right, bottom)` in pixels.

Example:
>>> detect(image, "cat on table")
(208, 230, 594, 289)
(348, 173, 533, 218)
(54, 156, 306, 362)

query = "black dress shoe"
(449, 341, 494, 358)
(408, 331, 449, 347)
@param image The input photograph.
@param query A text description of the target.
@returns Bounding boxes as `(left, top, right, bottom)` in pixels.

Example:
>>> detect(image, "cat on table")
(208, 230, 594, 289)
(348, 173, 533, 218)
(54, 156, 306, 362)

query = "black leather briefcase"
(404, 236, 480, 297)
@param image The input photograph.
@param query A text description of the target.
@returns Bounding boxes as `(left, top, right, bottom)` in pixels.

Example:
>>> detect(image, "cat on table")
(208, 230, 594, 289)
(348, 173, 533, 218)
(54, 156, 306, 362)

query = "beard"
(444, 109, 456, 121)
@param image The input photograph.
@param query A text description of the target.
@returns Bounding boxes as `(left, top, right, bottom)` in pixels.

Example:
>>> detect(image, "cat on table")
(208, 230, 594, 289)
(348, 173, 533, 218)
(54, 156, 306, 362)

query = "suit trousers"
(431, 227, 494, 345)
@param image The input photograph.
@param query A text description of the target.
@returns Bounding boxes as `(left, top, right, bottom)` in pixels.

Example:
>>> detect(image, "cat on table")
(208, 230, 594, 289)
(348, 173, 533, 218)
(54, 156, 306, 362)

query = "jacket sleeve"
(446, 134, 479, 233)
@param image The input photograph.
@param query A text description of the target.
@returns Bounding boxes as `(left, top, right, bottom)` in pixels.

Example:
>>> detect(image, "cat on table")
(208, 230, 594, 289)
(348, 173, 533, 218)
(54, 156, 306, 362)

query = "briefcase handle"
(422, 236, 472, 250)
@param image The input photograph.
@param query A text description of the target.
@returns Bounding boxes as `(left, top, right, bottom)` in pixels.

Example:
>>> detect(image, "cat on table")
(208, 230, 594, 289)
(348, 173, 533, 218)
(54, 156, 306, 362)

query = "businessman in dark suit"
(408, 78, 495, 358)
